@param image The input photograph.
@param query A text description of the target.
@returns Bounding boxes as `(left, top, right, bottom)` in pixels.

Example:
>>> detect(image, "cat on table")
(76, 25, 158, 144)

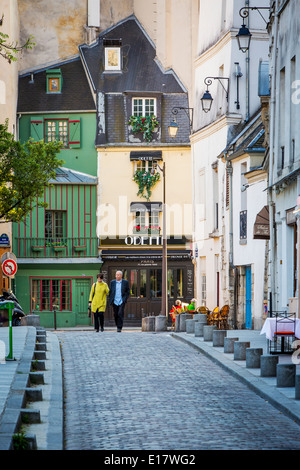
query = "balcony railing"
(14, 237, 99, 258)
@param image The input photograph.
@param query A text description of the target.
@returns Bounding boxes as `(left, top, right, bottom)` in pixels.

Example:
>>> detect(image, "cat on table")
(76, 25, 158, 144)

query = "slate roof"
(79, 15, 185, 94)
(49, 167, 97, 185)
(17, 56, 96, 113)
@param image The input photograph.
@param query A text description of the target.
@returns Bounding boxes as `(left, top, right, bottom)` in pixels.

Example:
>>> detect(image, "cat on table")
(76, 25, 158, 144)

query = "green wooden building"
(14, 56, 101, 328)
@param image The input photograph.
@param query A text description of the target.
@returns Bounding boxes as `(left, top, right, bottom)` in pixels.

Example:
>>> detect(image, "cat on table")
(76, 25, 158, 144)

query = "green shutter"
(69, 120, 81, 148)
(30, 116, 44, 141)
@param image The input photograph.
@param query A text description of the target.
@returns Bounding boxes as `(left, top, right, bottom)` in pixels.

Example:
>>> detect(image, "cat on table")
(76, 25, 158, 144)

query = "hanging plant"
(128, 115, 159, 142)
(133, 170, 160, 201)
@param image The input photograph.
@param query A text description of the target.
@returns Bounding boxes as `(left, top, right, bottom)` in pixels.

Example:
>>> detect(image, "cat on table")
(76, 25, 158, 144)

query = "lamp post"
(152, 162, 167, 317)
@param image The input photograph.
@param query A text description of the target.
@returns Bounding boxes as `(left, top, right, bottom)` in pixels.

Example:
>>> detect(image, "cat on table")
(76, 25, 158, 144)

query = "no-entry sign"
(2, 258, 17, 277)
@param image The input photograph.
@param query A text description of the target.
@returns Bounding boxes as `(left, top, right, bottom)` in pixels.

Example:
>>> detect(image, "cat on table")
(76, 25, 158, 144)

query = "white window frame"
(132, 98, 157, 116)
(104, 47, 121, 71)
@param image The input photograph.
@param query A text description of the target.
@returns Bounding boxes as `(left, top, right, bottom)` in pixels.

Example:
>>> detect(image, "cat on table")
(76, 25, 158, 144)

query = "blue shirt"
(114, 280, 123, 305)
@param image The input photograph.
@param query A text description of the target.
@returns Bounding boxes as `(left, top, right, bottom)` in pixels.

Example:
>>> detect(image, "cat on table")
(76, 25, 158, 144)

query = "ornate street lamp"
(168, 106, 193, 138)
(200, 76, 229, 113)
(236, 6, 269, 53)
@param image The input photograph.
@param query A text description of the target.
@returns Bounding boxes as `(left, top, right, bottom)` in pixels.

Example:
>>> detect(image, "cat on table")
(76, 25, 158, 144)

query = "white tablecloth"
(260, 317, 300, 341)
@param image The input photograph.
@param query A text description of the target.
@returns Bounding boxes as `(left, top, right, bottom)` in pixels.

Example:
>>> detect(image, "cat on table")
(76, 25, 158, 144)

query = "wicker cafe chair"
(211, 307, 220, 328)
(219, 305, 229, 330)
(169, 312, 176, 330)
(196, 306, 211, 324)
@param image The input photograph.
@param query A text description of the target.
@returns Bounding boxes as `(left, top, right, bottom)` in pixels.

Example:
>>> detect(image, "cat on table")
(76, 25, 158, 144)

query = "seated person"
(187, 298, 197, 311)
(170, 299, 183, 314)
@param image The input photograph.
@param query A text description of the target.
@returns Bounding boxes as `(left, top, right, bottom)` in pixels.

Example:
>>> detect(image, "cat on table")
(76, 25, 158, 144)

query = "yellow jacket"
(89, 281, 109, 313)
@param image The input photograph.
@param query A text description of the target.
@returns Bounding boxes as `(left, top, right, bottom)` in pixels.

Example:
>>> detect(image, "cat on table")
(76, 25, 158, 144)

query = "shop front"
(100, 238, 194, 326)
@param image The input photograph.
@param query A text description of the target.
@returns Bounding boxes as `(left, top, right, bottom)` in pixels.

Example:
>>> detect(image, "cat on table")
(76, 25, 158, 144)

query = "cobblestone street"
(57, 330, 300, 450)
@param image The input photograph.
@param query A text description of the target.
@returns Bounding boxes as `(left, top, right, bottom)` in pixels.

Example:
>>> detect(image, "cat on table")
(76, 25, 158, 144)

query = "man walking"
(89, 273, 109, 332)
(109, 270, 130, 332)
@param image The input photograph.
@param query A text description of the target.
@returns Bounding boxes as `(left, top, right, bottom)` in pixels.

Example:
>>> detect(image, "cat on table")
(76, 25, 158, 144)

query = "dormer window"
(46, 68, 62, 93)
(103, 38, 122, 71)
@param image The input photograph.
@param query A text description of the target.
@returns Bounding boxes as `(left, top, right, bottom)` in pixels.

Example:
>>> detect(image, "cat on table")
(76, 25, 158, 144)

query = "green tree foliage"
(0, 121, 64, 222)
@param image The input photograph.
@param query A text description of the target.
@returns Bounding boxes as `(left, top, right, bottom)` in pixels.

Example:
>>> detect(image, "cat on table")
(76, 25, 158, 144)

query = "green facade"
(18, 112, 97, 176)
(13, 110, 100, 328)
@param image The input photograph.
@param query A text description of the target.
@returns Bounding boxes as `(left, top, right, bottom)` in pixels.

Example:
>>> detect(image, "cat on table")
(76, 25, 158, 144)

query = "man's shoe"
(101, 328, 104, 332)
(117, 328, 121, 332)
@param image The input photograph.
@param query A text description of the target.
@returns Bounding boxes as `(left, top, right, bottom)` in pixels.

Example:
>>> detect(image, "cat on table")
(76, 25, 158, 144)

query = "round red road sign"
(2, 258, 17, 277)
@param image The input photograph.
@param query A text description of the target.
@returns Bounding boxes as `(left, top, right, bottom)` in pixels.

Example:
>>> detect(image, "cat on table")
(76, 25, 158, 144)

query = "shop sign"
(125, 236, 162, 246)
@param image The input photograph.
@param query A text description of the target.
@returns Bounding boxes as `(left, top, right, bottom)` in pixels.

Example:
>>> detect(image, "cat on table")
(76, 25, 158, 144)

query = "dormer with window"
(103, 38, 122, 72)
(46, 68, 63, 93)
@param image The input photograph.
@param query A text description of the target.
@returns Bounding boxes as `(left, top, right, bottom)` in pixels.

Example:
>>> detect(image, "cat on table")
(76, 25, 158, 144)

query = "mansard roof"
(17, 56, 96, 113)
(79, 15, 186, 94)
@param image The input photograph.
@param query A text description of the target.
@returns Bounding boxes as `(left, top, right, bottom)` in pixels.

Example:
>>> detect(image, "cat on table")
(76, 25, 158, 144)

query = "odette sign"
(125, 236, 162, 246)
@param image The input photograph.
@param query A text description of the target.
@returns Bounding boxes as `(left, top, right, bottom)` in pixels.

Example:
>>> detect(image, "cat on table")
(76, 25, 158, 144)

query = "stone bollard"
(233, 341, 250, 360)
(21, 314, 40, 327)
(194, 322, 205, 337)
(260, 355, 279, 377)
(155, 315, 167, 332)
(276, 363, 296, 387)
(180, 313, 193, 332)
(295, 375, 300, 400)
(213, 330, 227, 347)
(175, 314, 181, 332)
(186, 319, 195, 334)
(203, 325, 217, 341)
(195, 314, 207, 324)
(224, 337, 239, 353)
(246, 348, 263, 368)
(142, 316, 155, 332)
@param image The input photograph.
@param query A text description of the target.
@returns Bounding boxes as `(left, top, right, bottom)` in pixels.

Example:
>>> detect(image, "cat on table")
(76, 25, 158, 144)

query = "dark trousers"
(94, 311, 104, 331)
(112, 303, 125, 330)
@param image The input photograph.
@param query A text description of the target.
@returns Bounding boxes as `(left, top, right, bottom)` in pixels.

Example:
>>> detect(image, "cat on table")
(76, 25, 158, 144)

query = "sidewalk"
(0, 325, 63, 450)
(172, 328, 300, 426)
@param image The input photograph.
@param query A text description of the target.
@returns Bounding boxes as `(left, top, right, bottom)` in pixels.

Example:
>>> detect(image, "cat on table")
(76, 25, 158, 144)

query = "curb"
(172, 333, 300, 426)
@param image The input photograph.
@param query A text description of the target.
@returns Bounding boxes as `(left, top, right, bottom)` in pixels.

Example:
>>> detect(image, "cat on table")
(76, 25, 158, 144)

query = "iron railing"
(14, 237, 99, 258)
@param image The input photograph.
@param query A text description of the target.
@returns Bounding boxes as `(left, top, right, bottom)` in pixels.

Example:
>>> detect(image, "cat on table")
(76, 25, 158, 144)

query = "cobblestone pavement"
(57, 330, 300, 450)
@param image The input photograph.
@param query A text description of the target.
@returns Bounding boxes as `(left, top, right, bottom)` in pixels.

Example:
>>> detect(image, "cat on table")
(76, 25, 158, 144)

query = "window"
(30, 117, 81, 148)
(46, 68, 62, 93)
(45, 120, 68, 147)
(132, 98, 156, 116)
(135, 159, 154, 173)
(105, 47, 121, 70)
(133, 210, 161, 234)
(45, 210, 66, 239)
(31, 278, 71, 312)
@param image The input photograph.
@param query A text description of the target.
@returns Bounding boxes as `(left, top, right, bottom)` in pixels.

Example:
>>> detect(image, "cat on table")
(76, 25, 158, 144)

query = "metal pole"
(161, 162, 168, 317)
(6, 301, 14, 361)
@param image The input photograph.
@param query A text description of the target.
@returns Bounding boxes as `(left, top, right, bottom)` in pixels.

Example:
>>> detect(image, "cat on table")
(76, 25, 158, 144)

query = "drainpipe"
(245, 0, 250, 122)
(269, 0, 279, 314)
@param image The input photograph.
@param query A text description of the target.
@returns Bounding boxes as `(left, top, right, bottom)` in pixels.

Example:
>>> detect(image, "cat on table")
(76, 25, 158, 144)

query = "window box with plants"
(128, 115, 159, 143)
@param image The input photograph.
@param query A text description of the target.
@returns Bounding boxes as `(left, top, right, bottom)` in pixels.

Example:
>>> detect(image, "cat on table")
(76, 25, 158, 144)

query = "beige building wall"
(0, 0, 19, 132)
(0, 0, 20, 284)
(97, 147, 192, 240)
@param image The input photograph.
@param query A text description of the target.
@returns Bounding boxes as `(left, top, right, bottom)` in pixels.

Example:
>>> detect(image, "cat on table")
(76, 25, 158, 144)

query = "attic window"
(46, 68, 62, 93)
(103, 38, 122, 71)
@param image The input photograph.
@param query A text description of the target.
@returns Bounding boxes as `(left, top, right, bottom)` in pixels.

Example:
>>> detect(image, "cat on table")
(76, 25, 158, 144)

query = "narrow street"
(57, 330, 300, 451)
